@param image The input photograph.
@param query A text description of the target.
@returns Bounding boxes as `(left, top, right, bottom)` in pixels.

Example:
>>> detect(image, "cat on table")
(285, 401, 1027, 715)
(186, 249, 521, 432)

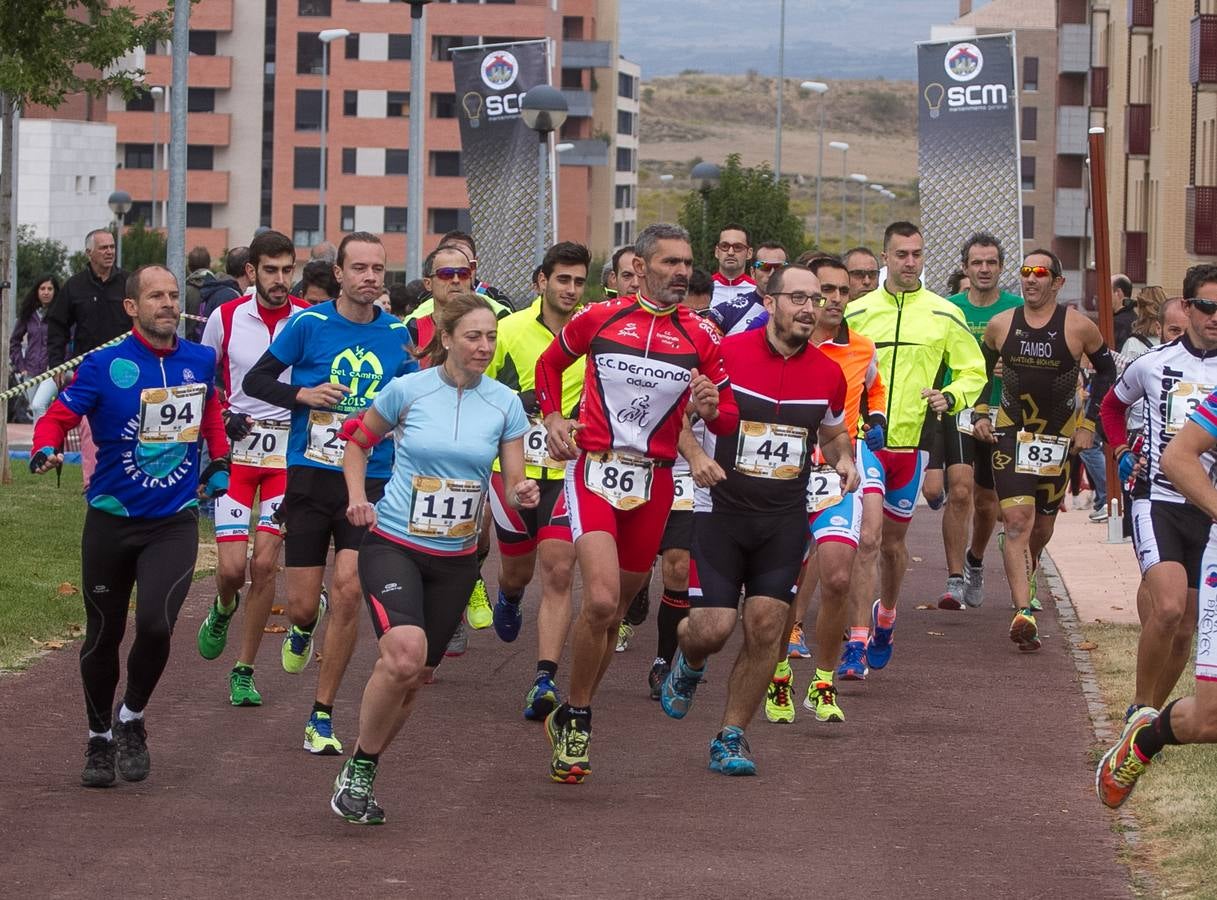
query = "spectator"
(299, 258, 339, 304)
(9, 275, 60, 423)
(311, 240, 338, 265)
(199, 246, 246, 321)
(1112, 273, 1135, 349)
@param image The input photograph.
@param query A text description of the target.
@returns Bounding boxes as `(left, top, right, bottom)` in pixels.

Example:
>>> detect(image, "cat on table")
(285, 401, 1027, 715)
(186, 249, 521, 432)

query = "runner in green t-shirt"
(925, 233, 1022, 610)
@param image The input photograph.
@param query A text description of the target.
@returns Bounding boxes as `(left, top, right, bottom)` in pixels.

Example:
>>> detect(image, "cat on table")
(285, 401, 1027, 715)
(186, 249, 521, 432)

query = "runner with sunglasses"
(973, 250, 1116, 651)
(708, 242, 786, 337)
(709, 224, 756, 306)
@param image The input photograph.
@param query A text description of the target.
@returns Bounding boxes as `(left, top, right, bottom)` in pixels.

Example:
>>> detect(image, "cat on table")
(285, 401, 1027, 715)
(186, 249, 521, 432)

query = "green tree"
(117, 220, 168, 271)
(16, 225, 70, 295)
(678, 154, 807, 270)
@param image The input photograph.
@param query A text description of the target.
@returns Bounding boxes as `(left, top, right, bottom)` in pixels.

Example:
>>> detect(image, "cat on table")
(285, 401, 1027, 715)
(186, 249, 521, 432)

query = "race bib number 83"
(1014, 431, 1070, 476)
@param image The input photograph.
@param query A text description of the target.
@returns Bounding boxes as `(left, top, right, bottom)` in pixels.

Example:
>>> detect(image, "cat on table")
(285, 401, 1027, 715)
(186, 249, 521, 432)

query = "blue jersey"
(708, 289, 766, 336)
(58, 334, 218, 519)
(266, 301, 415, 479)
(371, 367, 529, 554)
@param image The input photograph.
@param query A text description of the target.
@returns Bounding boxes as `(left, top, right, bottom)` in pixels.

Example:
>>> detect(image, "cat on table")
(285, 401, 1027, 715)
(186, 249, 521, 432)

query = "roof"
(954, 0, 1055, 29)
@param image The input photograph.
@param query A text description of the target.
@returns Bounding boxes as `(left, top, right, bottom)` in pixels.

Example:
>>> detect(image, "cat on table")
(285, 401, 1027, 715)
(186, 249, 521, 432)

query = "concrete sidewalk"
(1043, 501, 1140, 626)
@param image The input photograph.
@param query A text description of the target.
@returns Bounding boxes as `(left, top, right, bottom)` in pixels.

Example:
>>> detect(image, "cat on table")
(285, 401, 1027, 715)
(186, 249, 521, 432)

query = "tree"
(0, 1, 172, 483)
(678, 154, 808, 270)
(16, 225, 70, 295)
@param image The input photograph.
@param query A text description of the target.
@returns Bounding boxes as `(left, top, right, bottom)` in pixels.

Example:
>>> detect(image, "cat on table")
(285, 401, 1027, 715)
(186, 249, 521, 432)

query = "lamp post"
(691, 161, 720, 263)
(829, 140, 849, 248)
(318, 28, 350, 245)
(149, 86, 163, 229)
(521, 85, 569, 264)
(849, 173, 868, 246)
(108, 191, 133, 269)
(774, 0, 786, 183)
(405, 1, 432, 278)
(801, 81, 828, 246)
(868, 183, 884, 244)
(658, 173, 674, 222)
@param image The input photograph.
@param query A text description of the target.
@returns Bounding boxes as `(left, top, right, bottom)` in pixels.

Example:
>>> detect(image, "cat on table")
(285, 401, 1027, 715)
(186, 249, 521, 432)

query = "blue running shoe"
(524, 672, 561, 721)
(708, 726, 756, 776)
(867, 599, 894, 670)
(660, 650, 704, 719)
(493, 590, 523, 643)
(837, 640, 869, 681)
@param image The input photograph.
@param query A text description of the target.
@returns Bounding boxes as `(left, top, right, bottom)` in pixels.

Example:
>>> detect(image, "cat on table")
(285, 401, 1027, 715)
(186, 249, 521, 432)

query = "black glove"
(223, 410, 254, 442)
(518, 389, 541, 417)
(29, 445, 59, 474)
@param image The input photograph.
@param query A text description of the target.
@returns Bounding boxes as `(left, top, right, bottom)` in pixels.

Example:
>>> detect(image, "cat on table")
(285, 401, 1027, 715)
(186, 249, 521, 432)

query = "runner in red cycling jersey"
(534, 223, 739, 783)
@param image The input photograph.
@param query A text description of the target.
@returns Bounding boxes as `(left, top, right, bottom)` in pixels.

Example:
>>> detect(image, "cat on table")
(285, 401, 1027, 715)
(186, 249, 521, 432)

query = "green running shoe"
(197, 592, 239, 660)
(466, 579, 492, 629)
(281, 593, 325, 674)
(229, 665, 262, 707)
(331, 758, 385, 824)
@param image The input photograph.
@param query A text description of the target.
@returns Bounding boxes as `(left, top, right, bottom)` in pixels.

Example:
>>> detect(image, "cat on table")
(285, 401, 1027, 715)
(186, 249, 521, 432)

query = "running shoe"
(837, 641, 869, 681)
(331, 758, 386, 825)
(803, 680, 845, 723)
(524, 672, 561, 721)
(615, 621, 634, 653)
(229, 665, 262, 707)
(963, 559, 985, 608)
(648, 658, 670, 701)
(866, 600, 894, 670)
(764, 673, 796, 724)
(1009, 610, 1041, 652)
(927, 491, 946, 510)
(197, 592, 239, 660)
(304, 710, 343, 755)
(81, 736, 116, 788)
(444, 620, 468, 657)
(1089, 508, 1110, 524)
(492, 590, 523, 643)
(113, 712, 150, 782)
(466, 579, 492, 630)
(661, 650, 705, 719)
(281, 595, 325, 674)
(546, 708, 591, 784)
(938, 575, 965, 611)
(1096, 710, 1157, 809)
(708, 726, 757, 776)
(787, 623, 811, 658)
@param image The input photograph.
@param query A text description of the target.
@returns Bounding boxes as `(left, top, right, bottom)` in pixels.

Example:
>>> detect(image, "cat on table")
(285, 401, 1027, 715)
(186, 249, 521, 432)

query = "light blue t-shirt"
(372, 366, 529, 553)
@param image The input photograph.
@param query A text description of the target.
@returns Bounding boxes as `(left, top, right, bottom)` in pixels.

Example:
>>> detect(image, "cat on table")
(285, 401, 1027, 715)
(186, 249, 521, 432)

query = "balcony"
(1192, 15, 1217, 91)
(557, 138, 609, 167)
(1055, 188, 1088, 238)
(1056, 105, 1088, 155)
(1090, 66, 1108, 108)
(562, 89, 594, 118)
(115, 169, 229, 205)
(1058, 24, 1090, 73)
(145, 55, 232, 90)
(561, 40, 612, 69)
(1186, 186, 1217, 256)
(1126, 104, 1151, 158)
(108, 110, 230, 145)
(1123, 231, 1148, 284)
(1129, 0, 1152, 32)
(190, 0, 233, 32)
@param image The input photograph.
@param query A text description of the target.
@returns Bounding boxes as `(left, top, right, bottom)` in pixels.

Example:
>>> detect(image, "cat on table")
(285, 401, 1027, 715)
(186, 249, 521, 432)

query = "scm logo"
(486, 92, 526, 118)
(947, 83, 1009, 108)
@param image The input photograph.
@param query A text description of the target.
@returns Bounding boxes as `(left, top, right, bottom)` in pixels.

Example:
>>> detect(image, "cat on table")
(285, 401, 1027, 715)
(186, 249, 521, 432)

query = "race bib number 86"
(583, 451, 653, 510)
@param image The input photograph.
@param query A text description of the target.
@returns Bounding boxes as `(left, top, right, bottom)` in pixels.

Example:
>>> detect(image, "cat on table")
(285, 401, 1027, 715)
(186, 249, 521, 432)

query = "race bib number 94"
(304, 410, 344, 467)
(583, 451, 653, 510)
(735, 421, 807, 479)
(1014, 431, 1070, 476)
(408, 476, 484, 539)
(231, 420, 290, 469)
(138, 384, 205, 443)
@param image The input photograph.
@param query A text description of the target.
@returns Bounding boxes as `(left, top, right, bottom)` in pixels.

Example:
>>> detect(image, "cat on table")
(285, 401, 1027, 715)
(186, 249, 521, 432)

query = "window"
(294, 147, 322, 188)
(296, 89, 323, 130)
(562, 16, 584, 39)
(343, 90, 358, 116)
(1022, 205, 1035, 239)
(293, 205, 321, 245)
(1023, 56, 1039, 92)
(126, 91, 154, 112)
(345, 33, 359, 59)
(429, 208, 469, 233)
(385, 149, 410, 175)
(127, 202, 153, 225)
(1021, 106, 1038, 141)
(431, 151, 462, 176)
(186, 203, 213, 228)
(1021, 156, 1036, 191)
(431, 92, 456, 118)
(617, 111, 635, 135)
(388, 91, 410, 117)
(124, 144, 154, 169)
(186, 145, 214, 170)
(88, 175, 96, 193)
(616, 147, 634, 172)
(299, 0, 331, 15)
(615, 185, 633, 209)
(431, 36, 475, 61)
(342, 148, 356, 174)
(385, 207, 409, 233)
(297, 32, 325, 74)
(188, 31, 217, 56)
(561, 69, 584, 89)
(187, 88, 216, 113)
(388, 34, 411, 60)
(618, 72, 636, 99)
(340, 205, 355, 232)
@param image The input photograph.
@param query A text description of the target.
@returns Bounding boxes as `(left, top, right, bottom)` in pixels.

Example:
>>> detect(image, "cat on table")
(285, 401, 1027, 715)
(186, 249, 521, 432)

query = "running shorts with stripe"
(689, 509, 808, 608)
(564, 452, 675, 572)
(488, 474, 570, 556)
(990, 431, 1069, 517)
(215, 462, 286, 543)
(871, 447, 929, 521)
(1131, 498, 1210, 588)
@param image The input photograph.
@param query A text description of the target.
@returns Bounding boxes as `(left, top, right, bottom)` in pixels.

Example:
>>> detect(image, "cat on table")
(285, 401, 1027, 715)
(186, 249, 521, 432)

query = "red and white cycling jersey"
(535, 295, 739, 461)
(202, 294, 309, 420)
(710, 272, 757, 307)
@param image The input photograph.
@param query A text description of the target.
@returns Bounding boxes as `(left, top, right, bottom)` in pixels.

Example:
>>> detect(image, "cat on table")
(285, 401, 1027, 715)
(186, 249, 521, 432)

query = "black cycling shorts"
(991, 431, 1069, 517)
(281, 466, 386, 568)
(357, 530, 480, 667)
(973, 440, 995, 491)
(689, 510, 808, 609)
(926, 411, 975, 471)
(660, 509, 693, 553)
(1132, 499, 1211, 589)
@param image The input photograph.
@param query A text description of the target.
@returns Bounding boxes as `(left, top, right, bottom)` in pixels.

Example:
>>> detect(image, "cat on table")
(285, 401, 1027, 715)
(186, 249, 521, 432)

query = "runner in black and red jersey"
(534, 223, 739, 784)
(659, 263, 858, 774)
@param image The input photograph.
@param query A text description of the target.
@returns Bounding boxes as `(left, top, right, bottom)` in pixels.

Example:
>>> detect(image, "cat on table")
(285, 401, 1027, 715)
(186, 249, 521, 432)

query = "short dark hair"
(883, 221, 921, 247)
(531, 265, 543, 288)
(337, 232, 384, 268)
(439, 230, 476, 256)
(1024, 248, 1063, 277)
(960, 231, 1004, 266)
(125, 264, 174, 300)
(946, 269, 968, 295)
(300, 258, 339, 298)
(764, 264, 812, 298)
(808, 255, 847, 281)
(541, 241, 592, 279)
(224, 247, 250, 279)
(423, 244, 471, 277)
(1113, 274, 1134, 297)
(248, 230, 294, 270)
(756, 240, 786, 255)
(718, 222, 750, 246)
(1184, 265, 1217, 300)
(842, 246, 878, 268)
(187, 246, 211, 271)
(688, 268, 712, 297)
(611, 245, 635, 276)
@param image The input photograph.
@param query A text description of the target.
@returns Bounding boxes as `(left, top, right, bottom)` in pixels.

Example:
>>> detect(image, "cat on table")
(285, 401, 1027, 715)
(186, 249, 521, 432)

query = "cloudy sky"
(618, 0, 968, 81)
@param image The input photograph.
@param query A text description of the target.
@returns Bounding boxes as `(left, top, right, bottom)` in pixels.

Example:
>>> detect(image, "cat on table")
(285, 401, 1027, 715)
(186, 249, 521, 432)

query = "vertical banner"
(452, 40, 552, 304)
(916, 33, 1022, 294)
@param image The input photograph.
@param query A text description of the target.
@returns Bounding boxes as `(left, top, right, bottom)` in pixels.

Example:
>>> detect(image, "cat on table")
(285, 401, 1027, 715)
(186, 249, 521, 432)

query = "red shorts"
(564, 453, 674, 572)
(488, 473, 571, 556)
(215, 462, 286, 543)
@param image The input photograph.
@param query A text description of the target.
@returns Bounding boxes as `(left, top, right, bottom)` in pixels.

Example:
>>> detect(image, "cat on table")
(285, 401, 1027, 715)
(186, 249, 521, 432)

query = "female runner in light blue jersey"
(330, 292, 540, 824)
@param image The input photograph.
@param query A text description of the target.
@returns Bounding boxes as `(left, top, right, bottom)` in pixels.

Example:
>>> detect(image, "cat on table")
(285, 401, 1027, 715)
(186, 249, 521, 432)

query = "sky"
(617, 0, 969, 81)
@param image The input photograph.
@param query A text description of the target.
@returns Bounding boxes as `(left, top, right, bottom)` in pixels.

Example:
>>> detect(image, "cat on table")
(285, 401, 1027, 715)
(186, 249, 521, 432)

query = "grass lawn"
(0, 465, 216, 671)
(1083, 621, 1217, 898)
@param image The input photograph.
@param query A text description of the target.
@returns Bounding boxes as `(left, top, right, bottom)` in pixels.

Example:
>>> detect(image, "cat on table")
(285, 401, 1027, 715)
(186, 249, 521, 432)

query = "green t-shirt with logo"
(945, 290, 1023, 403)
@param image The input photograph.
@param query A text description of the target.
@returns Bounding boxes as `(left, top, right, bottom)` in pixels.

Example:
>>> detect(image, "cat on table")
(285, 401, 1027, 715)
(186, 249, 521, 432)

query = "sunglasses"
(1019, 265, 1059, 279)
(753, 261, 785, 272)
(770, 291, 825, 307)
(716, 242, 748, 253)
(1188, 297, 1217, 315)
(433, 266, 472, 281)
(848, 269, 879, 280)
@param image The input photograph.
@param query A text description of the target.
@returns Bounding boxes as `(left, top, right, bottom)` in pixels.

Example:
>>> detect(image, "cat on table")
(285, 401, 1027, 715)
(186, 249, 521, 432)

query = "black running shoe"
(331, 759, 386, 825)
(648, 658, 670, 701)
(82, 737, 116, 788)
(114, 714, 150, 782)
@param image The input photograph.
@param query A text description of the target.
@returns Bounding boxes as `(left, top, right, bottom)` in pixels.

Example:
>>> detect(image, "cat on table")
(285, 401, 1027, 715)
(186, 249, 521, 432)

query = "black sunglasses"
(1188, 297, 1217, 315)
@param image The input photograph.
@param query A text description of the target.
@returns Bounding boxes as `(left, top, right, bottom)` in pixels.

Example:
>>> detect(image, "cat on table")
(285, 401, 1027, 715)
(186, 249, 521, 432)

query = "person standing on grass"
(10, 275, 60, 423)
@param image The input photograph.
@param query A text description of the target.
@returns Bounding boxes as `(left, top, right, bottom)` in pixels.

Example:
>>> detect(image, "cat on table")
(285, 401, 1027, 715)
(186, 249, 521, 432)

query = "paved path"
(1046, 502, 1141, 625)
(0, 515, 1131, 898)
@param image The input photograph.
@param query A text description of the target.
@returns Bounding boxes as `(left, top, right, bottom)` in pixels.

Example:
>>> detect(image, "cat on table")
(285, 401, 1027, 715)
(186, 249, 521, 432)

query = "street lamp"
(868, 183, 885, 243)
(691, 161, 720, 259)
(108, 190, 133, 269)
(774, 0, 786, 183)
(149, 86, 164, 229)
(658, 173, 674, 222)
(405, 1, 432, 279)
(318, 27, 351, 245)
(849, 173, 868, 245)
(801, 81, 829, 246)
(521, 85, 569, 264)
(829, 141, 849, 248)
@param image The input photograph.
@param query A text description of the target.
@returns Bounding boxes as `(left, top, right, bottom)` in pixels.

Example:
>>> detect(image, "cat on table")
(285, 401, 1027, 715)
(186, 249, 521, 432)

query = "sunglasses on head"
(1188, 297, 1217, 315)
(433, 266, 472, 281)
(753, 261, 785, 272)
(1019, 265, 1059, 279)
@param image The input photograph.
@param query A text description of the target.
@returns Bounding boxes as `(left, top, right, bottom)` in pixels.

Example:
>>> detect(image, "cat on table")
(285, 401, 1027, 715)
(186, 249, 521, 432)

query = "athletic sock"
(966, 550, 984, 568)
(814, 667, 835, 685)
(564, 705, 592, 728)
(948, 572, 963, 580)
(849, 626, 869, 644)
(217, 594, 238, 615)
(301, 614, 319, 634)
(353, 747, 380, 766)
(656, 592, 689, 663)
(876, 603, 897, 630)
(1133, 699, 1181, 760)
(501, 588, 524, 606)
(536, 659, 558, 678)
(117, 703, 143, 723)
(89, 729, 113, 741)
(774, 658, 792, 680)
(312, 701, 333, 717)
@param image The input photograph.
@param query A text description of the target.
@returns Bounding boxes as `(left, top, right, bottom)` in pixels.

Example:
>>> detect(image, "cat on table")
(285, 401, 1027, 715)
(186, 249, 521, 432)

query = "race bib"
(523, 417, 565, 470)
(304, 410, 344, 467)
(408, 476, 483, 539)
(230, 420, 290, 469)
(583, 451, 653, 510)
(1014, 431, 1070, 476)
(1166, 382, 1214, 435)
(805, 465, 844, 513)
(138, 383, 206, 443)
(956, 407, 992, 437)
(735, 421, 807, 479)
(672, 472, 695, 511)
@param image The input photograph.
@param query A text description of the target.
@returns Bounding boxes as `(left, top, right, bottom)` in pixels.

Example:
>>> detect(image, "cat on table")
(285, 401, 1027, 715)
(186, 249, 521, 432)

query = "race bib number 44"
(304, 410, 344, 467)
(583, 451, 653, 510)
(1166, 383, 1214, 435)
(231, 420, 290, 469)
(408, 476, 484, 539)
(735, 421, 807, 479)
(138, 384, 205, 443)
(1014, 431, 1070, 476)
